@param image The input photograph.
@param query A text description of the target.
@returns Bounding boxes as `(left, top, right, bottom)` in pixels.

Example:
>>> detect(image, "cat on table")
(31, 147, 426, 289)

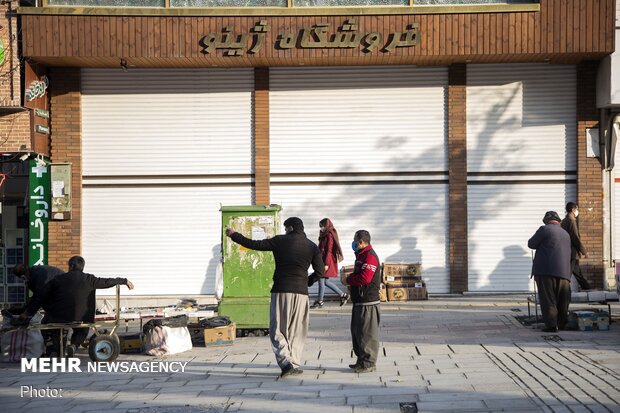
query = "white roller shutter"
(270, 67, 449, 293)
(270, 66, 448, 173)
(467, 64, 577, 172)
(468, 182, 576, 291)
(83, 186, 251, 296)
(271, 183, 449, 294)
(82, 68, 253, 175)
(81, 68, 254, 296)
(467, 64, 577, 292)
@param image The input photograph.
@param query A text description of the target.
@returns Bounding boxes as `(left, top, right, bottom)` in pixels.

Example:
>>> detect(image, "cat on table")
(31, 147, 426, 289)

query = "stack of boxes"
(383, 263, 427, 301)
(340, 262, 427, 302)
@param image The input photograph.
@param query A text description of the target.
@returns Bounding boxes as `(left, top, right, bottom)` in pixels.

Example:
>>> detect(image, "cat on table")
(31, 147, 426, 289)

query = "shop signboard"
(28, 159, 50, 266)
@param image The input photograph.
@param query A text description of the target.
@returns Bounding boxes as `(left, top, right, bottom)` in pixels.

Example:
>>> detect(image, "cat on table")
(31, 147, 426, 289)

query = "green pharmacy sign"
(28, 159, 50, 266)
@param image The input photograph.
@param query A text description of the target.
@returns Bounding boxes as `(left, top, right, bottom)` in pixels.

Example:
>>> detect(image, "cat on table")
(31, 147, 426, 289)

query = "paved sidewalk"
(1, 295, 619, 413)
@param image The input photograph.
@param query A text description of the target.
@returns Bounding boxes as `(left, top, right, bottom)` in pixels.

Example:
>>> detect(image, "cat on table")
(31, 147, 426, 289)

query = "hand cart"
(2, 285, 123, 362)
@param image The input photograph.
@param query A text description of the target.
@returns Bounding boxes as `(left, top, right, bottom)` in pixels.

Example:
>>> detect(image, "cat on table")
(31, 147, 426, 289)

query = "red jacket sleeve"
(346, 253, 379, 286)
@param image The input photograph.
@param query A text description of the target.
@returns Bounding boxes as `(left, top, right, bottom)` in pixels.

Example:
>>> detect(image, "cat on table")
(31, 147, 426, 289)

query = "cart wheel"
(88, 335, 120, 362)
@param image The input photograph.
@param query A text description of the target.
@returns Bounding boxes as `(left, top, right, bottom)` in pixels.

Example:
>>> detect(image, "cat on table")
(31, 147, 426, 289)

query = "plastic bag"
(142, 314, 188, 335)
(145, 326, 192, 356)
(199, 315, 231, 328)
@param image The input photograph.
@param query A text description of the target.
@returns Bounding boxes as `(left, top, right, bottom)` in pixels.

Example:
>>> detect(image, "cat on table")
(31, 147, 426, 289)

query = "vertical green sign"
(28, 159, 50, 266)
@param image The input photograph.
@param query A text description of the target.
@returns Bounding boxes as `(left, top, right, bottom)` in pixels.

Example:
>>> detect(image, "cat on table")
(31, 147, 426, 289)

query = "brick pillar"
(47, 68, 81, 268)
(576, 61, 604, 289)
(254, 67, 270, 205)
(448, 64, 468, 293)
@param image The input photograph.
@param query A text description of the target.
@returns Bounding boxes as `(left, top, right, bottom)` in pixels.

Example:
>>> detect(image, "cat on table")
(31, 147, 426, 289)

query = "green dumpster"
(218, 205, 281, 329)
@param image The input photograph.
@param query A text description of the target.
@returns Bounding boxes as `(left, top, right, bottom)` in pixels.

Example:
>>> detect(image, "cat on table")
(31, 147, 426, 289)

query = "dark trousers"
(571, 260, 592, 290)
(350, 304, 380, 368)
(42, 316, 89, 355)
(535, 275, 570, 330)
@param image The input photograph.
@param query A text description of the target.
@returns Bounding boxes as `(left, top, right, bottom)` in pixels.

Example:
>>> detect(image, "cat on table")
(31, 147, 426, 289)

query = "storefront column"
(254, 67, 270, 205)
(577, 61, 604, 289)
(48, 68, 82, 268)
(448, 64, 468, 293)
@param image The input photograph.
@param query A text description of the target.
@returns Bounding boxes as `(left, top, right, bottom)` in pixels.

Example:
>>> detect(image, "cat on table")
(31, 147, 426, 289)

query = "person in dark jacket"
(12, 264, 64, 318)
(345, 230, 381, 373)
(561, 202, 592, 290)
(225, 217, 324, 378)
(528, 211, 572, 332)
(40, 255, 134, 356)
(312, 218, 349, 309)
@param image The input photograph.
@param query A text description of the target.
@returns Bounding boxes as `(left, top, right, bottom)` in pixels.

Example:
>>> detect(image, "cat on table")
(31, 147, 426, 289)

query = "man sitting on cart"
(39, 255, 134, 356)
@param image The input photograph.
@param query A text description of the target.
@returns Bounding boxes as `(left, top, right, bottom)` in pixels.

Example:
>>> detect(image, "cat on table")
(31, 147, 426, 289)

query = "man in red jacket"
(346, 230, 381, 373)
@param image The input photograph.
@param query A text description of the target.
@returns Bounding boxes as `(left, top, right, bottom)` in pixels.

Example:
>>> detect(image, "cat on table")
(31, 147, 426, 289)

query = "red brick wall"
(576, 61, 604, 289)
(0, 112, 30, 152)
(254, 68, 270, 205)
(448, 64, 468, 293)
(0, 1, 20, 108)
(0, 1, 30, 153)
(47, 68, 82, 268)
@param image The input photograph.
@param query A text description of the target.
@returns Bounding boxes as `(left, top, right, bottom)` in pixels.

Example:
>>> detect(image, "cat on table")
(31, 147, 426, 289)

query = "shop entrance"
(0, 156, 29, 306)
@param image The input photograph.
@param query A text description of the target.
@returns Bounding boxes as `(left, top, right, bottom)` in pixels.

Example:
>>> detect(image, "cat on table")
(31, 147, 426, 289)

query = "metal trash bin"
(218, 205, 281, 329)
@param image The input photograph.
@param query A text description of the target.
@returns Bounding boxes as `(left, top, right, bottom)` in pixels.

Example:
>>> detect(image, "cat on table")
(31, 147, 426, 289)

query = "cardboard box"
(386, 282, 428, 302)
(383, 275, 423, 286)
(387, 284, 409, 301)
(203, 324, 236, 346)
(383, 263, 421, 278)
(118, 332, 145, 353)
(340, 265, 355, 285)
(568, 310, 610, 331)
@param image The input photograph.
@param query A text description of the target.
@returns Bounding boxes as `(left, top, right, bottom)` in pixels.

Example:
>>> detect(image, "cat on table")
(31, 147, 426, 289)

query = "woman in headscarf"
(312, 218, 349, 308)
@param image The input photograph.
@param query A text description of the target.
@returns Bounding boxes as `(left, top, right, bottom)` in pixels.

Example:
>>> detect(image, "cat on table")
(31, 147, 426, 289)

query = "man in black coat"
(561, 202, 592, 290)
(528, 211, 572, 332)
(40, 255, 134, 356)
(12, 264, 64, 318)
(225, 217, 324, 378)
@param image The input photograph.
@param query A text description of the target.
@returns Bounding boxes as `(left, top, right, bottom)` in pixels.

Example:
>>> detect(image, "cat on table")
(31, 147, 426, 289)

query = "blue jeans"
(318, 277, 344, 301)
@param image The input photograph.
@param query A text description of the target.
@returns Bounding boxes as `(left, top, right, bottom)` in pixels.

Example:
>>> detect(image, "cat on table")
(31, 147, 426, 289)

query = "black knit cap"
(543, 211, 561, 224)
(283, 217, 304, 232)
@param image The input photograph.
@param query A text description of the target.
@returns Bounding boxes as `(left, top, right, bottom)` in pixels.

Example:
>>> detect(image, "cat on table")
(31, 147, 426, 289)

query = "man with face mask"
(345, 230, 381, 373)
(561, 202, 591, 290)
(225, 217, 324, 378)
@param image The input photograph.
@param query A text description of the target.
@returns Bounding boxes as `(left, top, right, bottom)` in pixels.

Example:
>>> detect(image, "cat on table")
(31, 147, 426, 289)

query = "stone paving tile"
(416, 399, 488, 411)
(2, 296, 619, 412)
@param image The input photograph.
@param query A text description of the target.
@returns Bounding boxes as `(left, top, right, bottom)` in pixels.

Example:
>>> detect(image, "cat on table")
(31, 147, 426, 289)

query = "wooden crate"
(203, 324, 236, 346)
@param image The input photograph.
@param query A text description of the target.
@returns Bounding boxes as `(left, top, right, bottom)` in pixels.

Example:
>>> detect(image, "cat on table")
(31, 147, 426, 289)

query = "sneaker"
(354, 365, 376, 373)
(290, 368, 303, 376)
(340, 293, 350, 307)
(310, 301, 324, 309)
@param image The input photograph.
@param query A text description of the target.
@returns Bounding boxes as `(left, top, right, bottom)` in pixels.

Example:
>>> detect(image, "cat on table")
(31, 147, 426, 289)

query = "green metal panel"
(219, 205, 281, 328)
(218, 296, 271, 329)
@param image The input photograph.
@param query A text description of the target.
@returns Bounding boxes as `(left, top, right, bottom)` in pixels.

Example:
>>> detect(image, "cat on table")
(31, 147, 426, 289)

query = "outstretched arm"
(226, 228, 277, 251)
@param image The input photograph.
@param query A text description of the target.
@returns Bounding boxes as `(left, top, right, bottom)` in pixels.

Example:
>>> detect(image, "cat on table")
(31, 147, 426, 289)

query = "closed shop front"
(269, 67, 450, 293)
(81, 69, 254, 295)
(467, 64, 577, 291)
